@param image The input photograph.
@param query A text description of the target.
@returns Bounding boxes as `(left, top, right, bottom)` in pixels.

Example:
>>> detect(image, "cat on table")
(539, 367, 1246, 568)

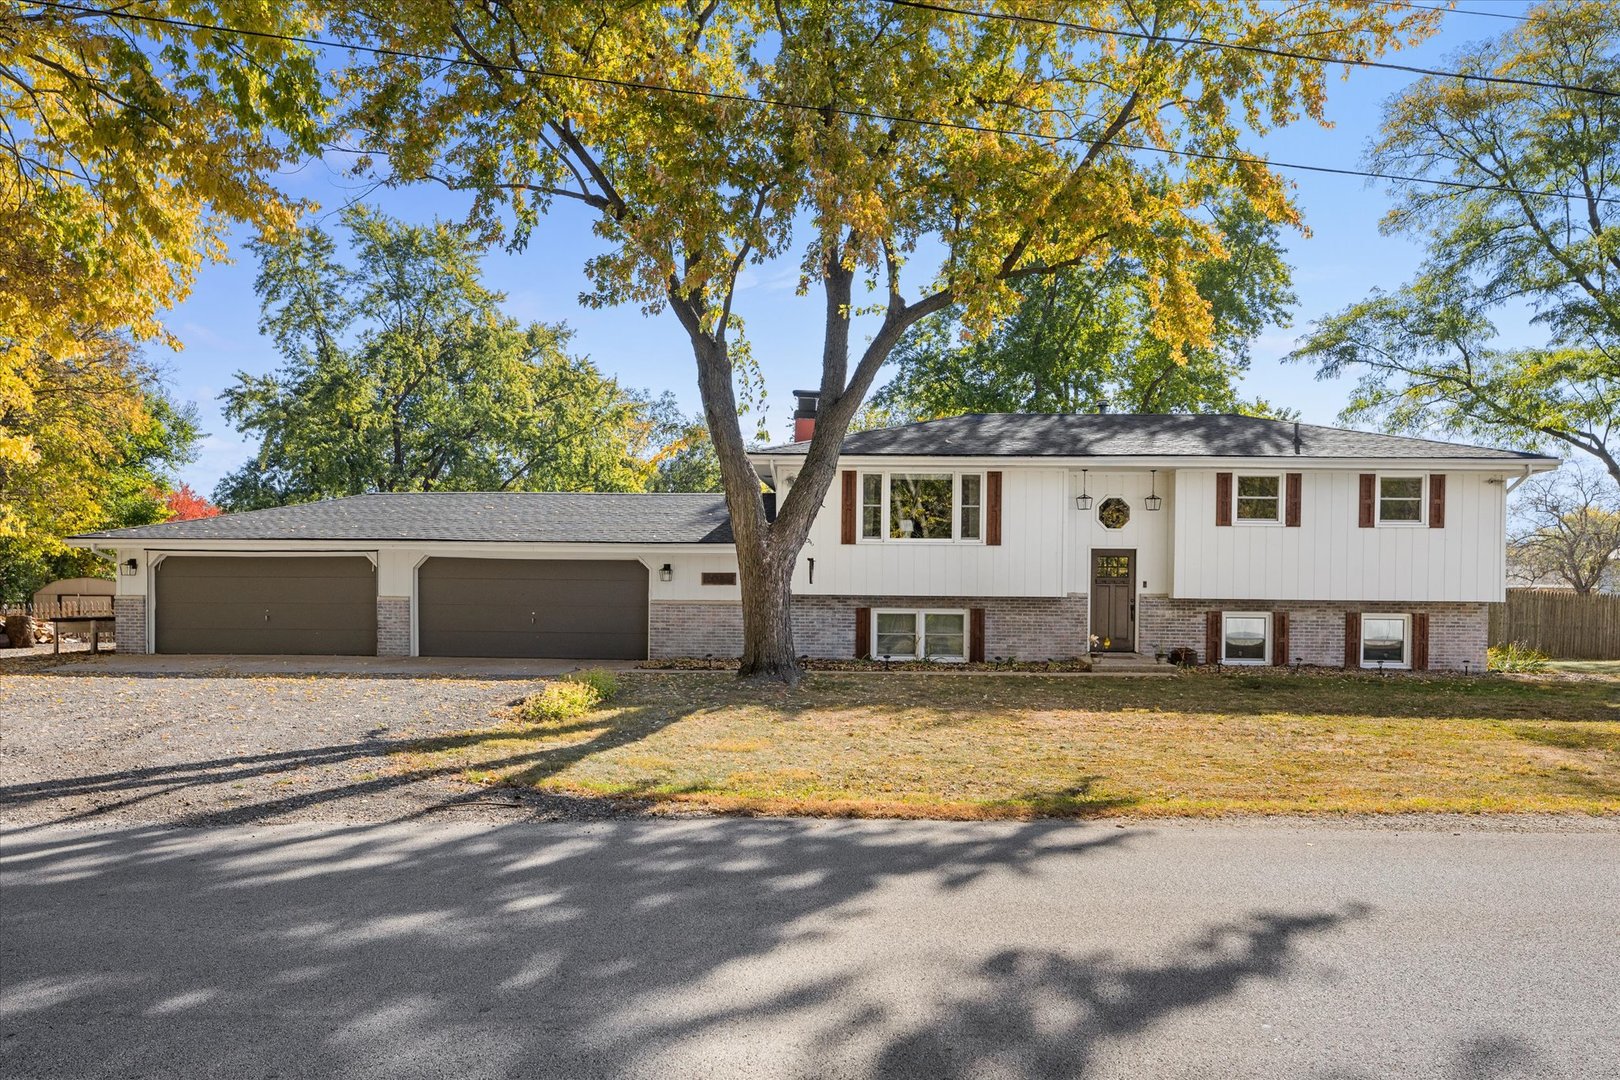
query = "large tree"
(0, 330, 199, 600)
(871, 197, 1295, 419)
(335, 0, 1437, 681)
(1290, 1, 1620, 486)
(217, 208, 664, 507)
(1508, 466, 1620, 595)
(1, 1, 322, 585)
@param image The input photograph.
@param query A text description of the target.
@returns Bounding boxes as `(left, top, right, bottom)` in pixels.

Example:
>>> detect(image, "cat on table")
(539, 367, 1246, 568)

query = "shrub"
(567, 668, 620, 700)
(1487, 642, 1550, 673)
(516, 669, 621, 723)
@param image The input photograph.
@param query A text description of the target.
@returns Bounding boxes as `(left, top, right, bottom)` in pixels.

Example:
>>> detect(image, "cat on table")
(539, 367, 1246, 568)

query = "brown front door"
(1091, 549, 1135, 652)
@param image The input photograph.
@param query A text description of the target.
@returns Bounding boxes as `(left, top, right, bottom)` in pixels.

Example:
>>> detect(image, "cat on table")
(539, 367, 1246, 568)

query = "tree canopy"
(871, 198, 1295, 419)
(217, 208, 667, 508)
(1290, 1, 1619, 485)
(333, 0, 1439, 679)
(1508, 466, 1620, 595)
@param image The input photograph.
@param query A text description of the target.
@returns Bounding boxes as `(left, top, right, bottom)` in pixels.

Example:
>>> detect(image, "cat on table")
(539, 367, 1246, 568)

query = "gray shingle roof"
(755, 413, 1554, 461)
(72, 492, 734, 544)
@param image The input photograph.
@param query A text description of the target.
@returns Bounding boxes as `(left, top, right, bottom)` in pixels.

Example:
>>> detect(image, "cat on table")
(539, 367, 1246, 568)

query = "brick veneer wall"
(377, 596, 411, 657)
(113, 596, 146, 654)
(1138, 596, 1489, 671)
(649, 595, 1090, 661)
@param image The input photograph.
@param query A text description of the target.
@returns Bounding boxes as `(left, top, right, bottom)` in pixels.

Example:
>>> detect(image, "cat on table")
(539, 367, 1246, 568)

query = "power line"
(28, 0, 1620, 209)
(1371, 1, 1530, 22)
(881, 0, 1610, 99)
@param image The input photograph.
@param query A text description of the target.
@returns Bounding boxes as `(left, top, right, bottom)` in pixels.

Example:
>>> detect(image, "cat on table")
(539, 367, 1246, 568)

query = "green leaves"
(217, 209, 666, 507)
(1293, 2, 1620, 486)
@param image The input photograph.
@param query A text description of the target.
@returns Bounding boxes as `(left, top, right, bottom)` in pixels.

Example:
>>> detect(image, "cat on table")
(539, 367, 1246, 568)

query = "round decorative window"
(1097, 497, 1131, 530)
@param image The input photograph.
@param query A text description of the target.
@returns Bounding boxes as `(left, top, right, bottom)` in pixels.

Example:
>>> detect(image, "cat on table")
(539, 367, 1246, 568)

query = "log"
(4, 615, 36, 649)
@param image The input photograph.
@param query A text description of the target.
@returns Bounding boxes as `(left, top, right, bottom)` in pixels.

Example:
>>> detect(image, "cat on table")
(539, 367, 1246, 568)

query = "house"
(70, 406, 1559, 670)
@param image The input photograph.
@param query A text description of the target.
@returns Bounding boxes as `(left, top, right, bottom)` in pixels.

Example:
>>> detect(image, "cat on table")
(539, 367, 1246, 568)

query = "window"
(1234, 474, 1282, 523)
(858, 472, 984, 543)
(1222, 612, 1270, 665)
(1361, 615, 1411, 668)
(889, 473, 954, 538)
(1377, 476, 1425, 524)
(960, 474, 982, 540)
(1097, 496, 1131, 530)
(861, 474, 883, 539)
(872, 609, 969, 661)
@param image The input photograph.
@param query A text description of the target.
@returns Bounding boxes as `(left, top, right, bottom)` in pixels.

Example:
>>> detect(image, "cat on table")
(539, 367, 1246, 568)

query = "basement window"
(1361, 615, 1411, 669)
(1221, 612, 1271, 666)
(873, 609, 968, 662)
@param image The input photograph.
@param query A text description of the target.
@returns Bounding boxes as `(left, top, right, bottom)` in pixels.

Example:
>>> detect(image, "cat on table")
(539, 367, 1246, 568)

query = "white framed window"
(1233, 474, 1283, 523)
(1377, 475, 1425, 525)
(858, 472, 985, 543)
(1360, 614, 1411, 669)
(1221, 612, 1271, 665)
(872, 609, 969, 661)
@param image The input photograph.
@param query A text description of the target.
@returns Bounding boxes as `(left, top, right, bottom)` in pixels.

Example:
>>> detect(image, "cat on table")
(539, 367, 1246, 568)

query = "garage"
(418, 558, 648, 659)
(153, 556, 378, 655)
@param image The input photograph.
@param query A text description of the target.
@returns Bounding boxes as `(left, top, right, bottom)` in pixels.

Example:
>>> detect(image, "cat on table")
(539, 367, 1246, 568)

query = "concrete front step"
(1090, 652, 1176, 673)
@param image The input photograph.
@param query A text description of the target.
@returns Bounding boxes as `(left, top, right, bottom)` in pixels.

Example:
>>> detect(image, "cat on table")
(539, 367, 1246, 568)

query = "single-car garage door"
(418, 558, 648, 659)
(153, 556, 378, 655)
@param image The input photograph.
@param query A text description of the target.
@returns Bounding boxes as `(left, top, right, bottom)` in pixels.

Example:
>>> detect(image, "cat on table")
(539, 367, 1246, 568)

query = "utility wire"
(881, 0, 1611, 99)
(27, 0, 1620, 208)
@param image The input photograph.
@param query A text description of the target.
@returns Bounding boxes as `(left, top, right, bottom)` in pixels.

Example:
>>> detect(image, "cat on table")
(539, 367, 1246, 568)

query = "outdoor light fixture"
(121, 558, 138, 576)
(1075, 469, 1093, 511)
(659, 564, 673, 582)
(1144, 469, 1163, 511)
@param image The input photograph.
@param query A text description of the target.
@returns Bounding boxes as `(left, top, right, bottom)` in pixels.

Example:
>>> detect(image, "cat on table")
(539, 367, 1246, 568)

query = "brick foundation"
(650, 595, 1090, 661)
(113, 596, 146, 654)
(1138, 596, 1489, 671)
(377, 596, 411, 657)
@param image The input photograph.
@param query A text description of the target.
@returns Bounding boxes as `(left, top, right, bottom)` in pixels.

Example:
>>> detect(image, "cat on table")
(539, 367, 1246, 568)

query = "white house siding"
(1062, 469, 1174, 596)
(789, 464, 1068, 597)
(1171, 469, 1506, 602)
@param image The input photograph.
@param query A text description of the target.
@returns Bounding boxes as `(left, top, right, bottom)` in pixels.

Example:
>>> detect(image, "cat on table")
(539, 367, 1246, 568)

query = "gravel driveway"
(0, 670, 633, 826)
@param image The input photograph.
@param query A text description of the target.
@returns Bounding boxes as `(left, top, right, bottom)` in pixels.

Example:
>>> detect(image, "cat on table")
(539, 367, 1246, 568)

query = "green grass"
(1546, 660, 1620, 676)
(397, 669, 1620, 820)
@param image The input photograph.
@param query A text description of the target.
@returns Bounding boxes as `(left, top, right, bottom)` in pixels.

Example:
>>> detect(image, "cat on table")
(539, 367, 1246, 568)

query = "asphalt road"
(2, 819, 1616, 1080)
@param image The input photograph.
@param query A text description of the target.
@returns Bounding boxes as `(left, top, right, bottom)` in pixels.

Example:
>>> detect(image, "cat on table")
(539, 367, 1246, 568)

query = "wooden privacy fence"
(1488, 588, 1620, 660)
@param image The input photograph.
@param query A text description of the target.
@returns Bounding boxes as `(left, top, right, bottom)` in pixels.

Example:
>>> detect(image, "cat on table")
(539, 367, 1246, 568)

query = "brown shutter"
(1215, 472, 1233, 527)
(1358, 474, 1376, 528)
(986, 471, 1003, 546)
(1285, 473, 1302, 527)
(1206, 611, 1222, 665)
(1412, 613, 1430, 671)
(1428, 474, 1446, 528)
(969, 608, 986, 662)
(1344, 611, 1361, 669)
(1272, 611, 1290, 667)
(840, 470, 857, 544)
(854, 606, 871, 658)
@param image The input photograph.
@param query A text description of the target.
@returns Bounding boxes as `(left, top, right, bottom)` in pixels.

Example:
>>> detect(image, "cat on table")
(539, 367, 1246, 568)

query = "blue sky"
(159, 2, 1538, 496)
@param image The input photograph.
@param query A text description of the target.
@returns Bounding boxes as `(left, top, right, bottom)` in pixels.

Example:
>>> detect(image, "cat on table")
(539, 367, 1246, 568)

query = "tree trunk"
(735, 546, 799, 684)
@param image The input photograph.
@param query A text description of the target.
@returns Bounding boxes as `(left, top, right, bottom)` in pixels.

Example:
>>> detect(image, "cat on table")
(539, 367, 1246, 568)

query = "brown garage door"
(154, 556, 377, 655)
(418, 558, 648, 659)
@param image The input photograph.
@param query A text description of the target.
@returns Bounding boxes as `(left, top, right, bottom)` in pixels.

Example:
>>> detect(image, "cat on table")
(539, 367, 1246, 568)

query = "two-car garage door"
(417, 558, 647, 659)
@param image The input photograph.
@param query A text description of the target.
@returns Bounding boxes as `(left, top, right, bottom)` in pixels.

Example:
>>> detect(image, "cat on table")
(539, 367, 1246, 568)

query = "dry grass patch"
(396, 671, 1620, 819)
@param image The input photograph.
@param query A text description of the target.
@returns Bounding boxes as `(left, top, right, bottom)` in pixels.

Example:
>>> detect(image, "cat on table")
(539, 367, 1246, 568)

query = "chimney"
(792, 389, 820, 442)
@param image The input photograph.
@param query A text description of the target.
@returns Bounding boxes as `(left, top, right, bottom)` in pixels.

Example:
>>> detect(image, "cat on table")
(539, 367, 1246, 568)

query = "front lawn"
(398, 671, 1620, 819)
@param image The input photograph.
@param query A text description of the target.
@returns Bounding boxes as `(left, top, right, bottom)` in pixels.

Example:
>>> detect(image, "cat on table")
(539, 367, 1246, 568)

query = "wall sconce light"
(121, 558, 138, 576)
(659, 564, 673, 582)
(1075, 468, 1093, 511)
(1144, 469, 1163, 511)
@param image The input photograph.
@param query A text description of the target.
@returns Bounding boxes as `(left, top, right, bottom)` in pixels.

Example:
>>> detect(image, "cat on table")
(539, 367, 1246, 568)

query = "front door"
(1091, 549, 1136, 652)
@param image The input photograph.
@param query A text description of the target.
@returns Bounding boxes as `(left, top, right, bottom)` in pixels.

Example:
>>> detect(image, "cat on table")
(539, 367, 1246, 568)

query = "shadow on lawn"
(0, 818, 1460, 1079)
